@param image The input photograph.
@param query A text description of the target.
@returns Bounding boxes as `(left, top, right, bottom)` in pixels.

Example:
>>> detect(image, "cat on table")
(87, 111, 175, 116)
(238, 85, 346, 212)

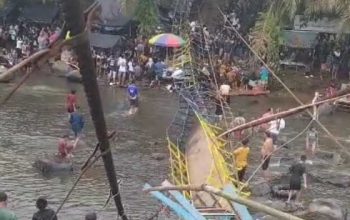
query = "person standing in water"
(305, 126, 318, 164)
(261, 132, 274, 181)
(233, 139, 250, 181)
(66, 89, 77, 115)
(287, 155, 307, 206)
(69, 106, 84, 139)
(127, 80, 139, 115)
(58, 135, 79, 160)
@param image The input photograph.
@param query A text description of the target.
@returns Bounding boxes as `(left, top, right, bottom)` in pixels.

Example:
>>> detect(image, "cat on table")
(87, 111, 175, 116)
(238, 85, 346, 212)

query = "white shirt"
(16, 39, 23, 49)
(268, 118, 286, 135)
(128, 61, 134, 72)
(220, 84, 231, 96)
(118, 58, 126, 72)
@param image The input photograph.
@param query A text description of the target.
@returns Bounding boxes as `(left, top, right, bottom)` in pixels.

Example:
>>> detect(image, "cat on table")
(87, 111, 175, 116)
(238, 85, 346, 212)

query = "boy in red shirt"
(66, 90, 77, 114)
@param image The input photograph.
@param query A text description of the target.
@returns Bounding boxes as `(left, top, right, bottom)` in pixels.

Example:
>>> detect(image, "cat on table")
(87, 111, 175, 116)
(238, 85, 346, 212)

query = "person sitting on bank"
(233, 139, 250, 181)
(32, 197, 57, 220)
(0, 192, 17, 220)
(287, 155, 308, 206)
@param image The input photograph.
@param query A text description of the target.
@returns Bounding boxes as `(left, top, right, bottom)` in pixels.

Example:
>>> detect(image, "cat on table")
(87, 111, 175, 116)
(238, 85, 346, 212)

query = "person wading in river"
(0, 192, 17, 220)
(69, 106, 85, 139)
(305, 126, 318, 164)
(287, 155, 307, 206)
(267, 110, 286, 149)
(32, 197, 57, 220)
(233, 139, 250, 181)
(58, 135, 79, 160)
(127, 80, 139, 115)
(261, 132, 274, 181)
(66, 89, 77, 116)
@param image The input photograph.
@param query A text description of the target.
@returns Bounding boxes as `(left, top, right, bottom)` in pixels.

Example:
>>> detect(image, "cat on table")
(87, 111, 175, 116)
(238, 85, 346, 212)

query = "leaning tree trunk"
(60, 0, 128, 219)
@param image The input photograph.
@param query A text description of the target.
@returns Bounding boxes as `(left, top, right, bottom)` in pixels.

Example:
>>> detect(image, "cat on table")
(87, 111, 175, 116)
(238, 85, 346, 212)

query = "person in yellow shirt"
(233, 139, 250, 181)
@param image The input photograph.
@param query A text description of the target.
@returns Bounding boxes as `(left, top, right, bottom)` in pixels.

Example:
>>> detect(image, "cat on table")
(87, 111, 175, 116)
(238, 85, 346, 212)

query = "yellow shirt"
(233, 146, 250, 170)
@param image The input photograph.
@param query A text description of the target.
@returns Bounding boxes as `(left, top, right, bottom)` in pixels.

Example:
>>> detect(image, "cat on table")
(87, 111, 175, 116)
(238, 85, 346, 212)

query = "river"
(1, 72, 350, 219)
(0, 73, 177, 219)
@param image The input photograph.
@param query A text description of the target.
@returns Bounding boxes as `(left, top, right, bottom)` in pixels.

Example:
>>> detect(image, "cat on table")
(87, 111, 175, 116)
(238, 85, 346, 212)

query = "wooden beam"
(218, 92, 350, 138)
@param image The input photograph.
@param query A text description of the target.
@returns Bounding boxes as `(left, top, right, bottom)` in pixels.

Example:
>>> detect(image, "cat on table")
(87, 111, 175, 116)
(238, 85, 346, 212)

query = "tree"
(134, 0, 158, 37)
(250, 0, 350, 65)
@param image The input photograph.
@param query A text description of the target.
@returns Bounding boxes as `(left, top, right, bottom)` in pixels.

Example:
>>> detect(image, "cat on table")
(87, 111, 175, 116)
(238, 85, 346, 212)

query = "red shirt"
(66, 94, 77, 111)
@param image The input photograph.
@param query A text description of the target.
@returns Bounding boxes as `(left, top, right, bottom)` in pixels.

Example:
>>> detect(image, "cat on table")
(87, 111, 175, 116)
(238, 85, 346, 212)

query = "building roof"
(294, 15, 350, 34)
(89, 32, 121, 48)
(281, 30, 318, 48)
(19, 4, 59, 24)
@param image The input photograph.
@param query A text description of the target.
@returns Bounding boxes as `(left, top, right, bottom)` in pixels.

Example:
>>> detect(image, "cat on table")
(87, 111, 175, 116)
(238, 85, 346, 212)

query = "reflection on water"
(0, 75, 177, 219)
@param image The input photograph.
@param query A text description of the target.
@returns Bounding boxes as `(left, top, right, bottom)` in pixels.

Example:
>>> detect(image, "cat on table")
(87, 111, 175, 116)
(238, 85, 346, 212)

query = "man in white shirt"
(108, 55, 116, 85)
(117, 55, 127, 86)
(16, 38, 23, 58)
(128, 60, 134, 81)
(267, 117, 286, 148)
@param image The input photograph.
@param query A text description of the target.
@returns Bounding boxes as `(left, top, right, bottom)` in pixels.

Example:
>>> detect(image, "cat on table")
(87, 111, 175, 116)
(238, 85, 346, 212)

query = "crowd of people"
(0, 22, 61, 68)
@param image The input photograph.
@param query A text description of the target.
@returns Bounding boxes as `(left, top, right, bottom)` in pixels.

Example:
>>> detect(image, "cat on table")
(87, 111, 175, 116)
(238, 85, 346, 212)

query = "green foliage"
(250, 0, 350, 66)
(134, 0, 158, 37)
(251, 4, 284, 65)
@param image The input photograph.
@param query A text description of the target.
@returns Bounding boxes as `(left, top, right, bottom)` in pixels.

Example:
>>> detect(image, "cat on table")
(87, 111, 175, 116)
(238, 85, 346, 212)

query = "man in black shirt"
(287, 155, 308, 205)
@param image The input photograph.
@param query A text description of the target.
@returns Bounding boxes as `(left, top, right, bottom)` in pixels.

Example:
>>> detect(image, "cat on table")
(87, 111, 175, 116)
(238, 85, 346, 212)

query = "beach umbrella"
(149, 33, 185, 48)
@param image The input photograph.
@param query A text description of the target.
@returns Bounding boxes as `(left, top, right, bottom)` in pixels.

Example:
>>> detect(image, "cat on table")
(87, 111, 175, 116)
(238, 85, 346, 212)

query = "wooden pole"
(60, 0, 127, 219)
(218, 92, 350, 138)
(144, 184, 304, 220)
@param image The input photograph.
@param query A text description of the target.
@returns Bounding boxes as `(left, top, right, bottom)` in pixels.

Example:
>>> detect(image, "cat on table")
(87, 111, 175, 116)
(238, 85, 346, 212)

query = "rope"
(238, 120, 314, 192)
(216, 6, 350, 158)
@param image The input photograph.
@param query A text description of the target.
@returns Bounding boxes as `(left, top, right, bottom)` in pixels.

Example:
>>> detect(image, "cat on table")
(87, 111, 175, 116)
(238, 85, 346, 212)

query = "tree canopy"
(134, 0, 158, 37)
(250, 0, 350, 64)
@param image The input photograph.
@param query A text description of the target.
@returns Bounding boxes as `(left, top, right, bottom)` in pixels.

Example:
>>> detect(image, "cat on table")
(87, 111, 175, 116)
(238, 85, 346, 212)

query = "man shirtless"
(58, 135, 79, 161)
(261, 132, 274, 180)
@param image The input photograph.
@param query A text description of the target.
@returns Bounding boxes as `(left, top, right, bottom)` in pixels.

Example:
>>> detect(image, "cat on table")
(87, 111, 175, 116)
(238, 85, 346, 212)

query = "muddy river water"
(1, 73, 350, 219)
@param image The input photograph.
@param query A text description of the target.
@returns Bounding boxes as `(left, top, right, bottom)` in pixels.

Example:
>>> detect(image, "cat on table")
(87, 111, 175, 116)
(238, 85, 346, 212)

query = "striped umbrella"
(149, 33, 185, 48)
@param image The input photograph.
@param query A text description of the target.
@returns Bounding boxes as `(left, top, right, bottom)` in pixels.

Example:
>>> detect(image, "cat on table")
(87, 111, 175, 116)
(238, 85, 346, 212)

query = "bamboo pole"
(60, 0, 127, 219)
(218, 91, 350, 138)
(144, 184, 304, 220)
(0, 49, 49, 82)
